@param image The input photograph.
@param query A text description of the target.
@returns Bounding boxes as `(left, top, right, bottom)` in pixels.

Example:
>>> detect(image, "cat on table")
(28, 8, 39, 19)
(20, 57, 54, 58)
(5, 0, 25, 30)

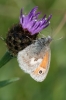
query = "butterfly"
(17, 36, 52, 82)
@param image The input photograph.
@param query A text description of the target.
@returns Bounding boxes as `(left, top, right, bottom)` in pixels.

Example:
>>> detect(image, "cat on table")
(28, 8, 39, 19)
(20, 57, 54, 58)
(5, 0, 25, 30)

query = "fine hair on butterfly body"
(17, 36, 52, 82)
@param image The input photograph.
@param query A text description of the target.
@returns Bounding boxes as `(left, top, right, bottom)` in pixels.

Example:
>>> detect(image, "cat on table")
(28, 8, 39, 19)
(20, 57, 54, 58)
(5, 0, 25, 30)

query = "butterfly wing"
(17, 37, 51, 79)
(30, 49, 51, 82)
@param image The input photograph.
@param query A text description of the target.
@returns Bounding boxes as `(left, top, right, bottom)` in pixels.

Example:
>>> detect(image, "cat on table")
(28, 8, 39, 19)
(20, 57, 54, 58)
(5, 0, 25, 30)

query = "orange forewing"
(40, 51, 49, 69)
(33, 51, 49, 74)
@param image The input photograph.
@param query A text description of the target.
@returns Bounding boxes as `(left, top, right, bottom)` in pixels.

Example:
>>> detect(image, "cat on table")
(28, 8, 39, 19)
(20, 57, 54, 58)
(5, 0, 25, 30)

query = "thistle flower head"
(6, 7, 52, 56)
(20, 7, 52, 35)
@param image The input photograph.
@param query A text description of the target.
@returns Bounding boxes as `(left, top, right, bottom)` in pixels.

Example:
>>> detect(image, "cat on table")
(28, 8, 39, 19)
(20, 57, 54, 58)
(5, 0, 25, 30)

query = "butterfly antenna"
(55, 36, 63, 41)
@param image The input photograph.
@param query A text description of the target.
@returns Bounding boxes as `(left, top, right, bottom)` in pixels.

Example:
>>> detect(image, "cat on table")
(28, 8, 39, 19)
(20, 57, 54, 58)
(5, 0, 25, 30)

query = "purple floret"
(20, 7, 52, 35)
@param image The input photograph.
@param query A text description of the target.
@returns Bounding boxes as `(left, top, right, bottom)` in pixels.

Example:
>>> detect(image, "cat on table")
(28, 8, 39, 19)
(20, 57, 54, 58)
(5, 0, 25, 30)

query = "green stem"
(0, 51, 13, 68)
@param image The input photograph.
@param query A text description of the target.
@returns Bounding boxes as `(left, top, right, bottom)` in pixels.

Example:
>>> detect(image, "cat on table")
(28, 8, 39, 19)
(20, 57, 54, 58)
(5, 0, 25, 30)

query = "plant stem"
(0, 51, 13, 68)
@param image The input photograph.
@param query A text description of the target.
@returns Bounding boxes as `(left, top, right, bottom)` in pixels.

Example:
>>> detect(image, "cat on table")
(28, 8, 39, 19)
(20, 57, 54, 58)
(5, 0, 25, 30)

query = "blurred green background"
(0, 0, 66, 100)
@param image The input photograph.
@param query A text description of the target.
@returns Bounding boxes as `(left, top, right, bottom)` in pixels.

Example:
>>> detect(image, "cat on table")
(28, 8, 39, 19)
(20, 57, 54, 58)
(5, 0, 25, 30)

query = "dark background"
(0, 0, 66, 100)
